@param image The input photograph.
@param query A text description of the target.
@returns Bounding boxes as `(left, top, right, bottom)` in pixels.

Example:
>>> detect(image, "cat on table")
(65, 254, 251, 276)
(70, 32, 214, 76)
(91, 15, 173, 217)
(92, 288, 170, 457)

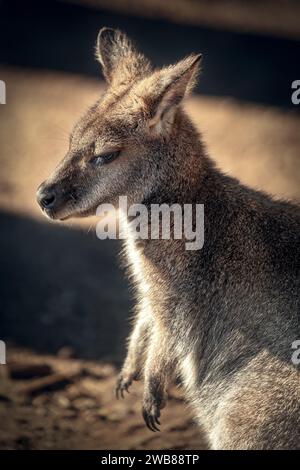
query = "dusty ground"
(0, 63, 299, 449)
(0, 346, 205, 450)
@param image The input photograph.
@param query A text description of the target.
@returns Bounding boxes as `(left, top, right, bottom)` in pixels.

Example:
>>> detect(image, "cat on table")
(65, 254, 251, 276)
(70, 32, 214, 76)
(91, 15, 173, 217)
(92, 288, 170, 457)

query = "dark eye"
(90, 150, 120, 166)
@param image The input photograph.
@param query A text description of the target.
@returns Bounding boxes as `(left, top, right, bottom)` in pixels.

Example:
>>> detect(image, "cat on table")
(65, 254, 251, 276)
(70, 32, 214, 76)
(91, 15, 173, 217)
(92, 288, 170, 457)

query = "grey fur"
(37, 28, 300, 449)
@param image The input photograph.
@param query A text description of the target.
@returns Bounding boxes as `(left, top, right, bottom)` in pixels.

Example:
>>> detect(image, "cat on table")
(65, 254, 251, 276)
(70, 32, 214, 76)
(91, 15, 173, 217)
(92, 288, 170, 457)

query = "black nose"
(40, 193, 56, 208)
(36, 187, 56, 209)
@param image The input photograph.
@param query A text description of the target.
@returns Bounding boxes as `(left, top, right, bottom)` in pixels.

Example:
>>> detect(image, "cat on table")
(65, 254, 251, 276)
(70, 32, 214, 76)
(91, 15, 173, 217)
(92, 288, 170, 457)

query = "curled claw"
(142, 405, 161, 432)
(115, 374, 132, 400)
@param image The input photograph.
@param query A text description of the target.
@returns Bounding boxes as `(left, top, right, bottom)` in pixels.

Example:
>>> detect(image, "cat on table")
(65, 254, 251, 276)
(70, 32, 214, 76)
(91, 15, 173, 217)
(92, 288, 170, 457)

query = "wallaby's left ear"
(96, 27, 151, 84)
(145, 54, 202, 133)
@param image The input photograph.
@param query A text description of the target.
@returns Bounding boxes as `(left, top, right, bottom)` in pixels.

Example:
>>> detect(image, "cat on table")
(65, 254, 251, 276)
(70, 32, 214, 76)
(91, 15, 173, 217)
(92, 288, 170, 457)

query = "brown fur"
(37, 28, 300, 449)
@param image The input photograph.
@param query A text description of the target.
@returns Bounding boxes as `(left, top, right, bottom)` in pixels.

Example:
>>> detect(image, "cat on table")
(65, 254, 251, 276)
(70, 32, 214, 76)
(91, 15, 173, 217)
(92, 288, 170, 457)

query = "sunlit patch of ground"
(0, 346, 206, 450)
(188, 96, 300, 202)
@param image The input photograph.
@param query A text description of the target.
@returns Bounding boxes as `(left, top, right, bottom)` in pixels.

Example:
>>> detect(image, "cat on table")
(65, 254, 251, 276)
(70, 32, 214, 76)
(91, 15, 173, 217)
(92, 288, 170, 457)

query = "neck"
(143, 114, 213, 207)
(118, 119, 223, 257)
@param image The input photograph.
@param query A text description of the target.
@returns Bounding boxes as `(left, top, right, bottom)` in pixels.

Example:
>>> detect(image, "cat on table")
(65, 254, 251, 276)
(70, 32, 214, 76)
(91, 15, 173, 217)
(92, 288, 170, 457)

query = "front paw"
(115, 371, 137, 399)
(142, 389, 167, 432)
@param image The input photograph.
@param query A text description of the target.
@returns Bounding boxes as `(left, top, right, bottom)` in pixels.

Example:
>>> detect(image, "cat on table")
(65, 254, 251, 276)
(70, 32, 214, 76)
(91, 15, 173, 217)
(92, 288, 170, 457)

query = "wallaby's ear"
(143, 54, 202, 134)
(96, 27, 151, 84)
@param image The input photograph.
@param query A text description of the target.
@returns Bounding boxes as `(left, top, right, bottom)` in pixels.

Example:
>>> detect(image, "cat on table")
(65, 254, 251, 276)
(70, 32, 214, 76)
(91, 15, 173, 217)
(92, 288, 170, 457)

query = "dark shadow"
(0, 0, 300, 108)
(0, 211, 132, 360)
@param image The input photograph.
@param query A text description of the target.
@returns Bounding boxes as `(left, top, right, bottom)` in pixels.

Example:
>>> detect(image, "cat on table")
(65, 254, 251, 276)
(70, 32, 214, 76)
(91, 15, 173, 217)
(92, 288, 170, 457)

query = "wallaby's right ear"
(138, 54, 202, 135)
(96, 27, 150, 84)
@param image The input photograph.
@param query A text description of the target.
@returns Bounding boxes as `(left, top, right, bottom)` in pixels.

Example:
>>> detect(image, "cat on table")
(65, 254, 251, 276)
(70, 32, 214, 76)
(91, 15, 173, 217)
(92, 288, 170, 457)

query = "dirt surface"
(0, 346, 206, 450)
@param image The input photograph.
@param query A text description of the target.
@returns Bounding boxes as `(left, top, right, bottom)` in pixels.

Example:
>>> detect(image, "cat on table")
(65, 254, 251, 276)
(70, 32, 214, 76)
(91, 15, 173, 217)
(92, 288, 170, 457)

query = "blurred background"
(0, 0, 299, 450)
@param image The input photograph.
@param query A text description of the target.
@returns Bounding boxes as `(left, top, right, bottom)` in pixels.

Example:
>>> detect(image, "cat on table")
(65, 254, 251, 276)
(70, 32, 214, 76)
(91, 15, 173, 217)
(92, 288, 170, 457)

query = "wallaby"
(37, 28, 300, 449)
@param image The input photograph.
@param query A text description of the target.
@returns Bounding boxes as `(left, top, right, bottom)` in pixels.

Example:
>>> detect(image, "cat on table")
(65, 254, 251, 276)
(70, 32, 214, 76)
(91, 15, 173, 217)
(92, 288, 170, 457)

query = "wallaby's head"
(37, 28, 202, 220)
